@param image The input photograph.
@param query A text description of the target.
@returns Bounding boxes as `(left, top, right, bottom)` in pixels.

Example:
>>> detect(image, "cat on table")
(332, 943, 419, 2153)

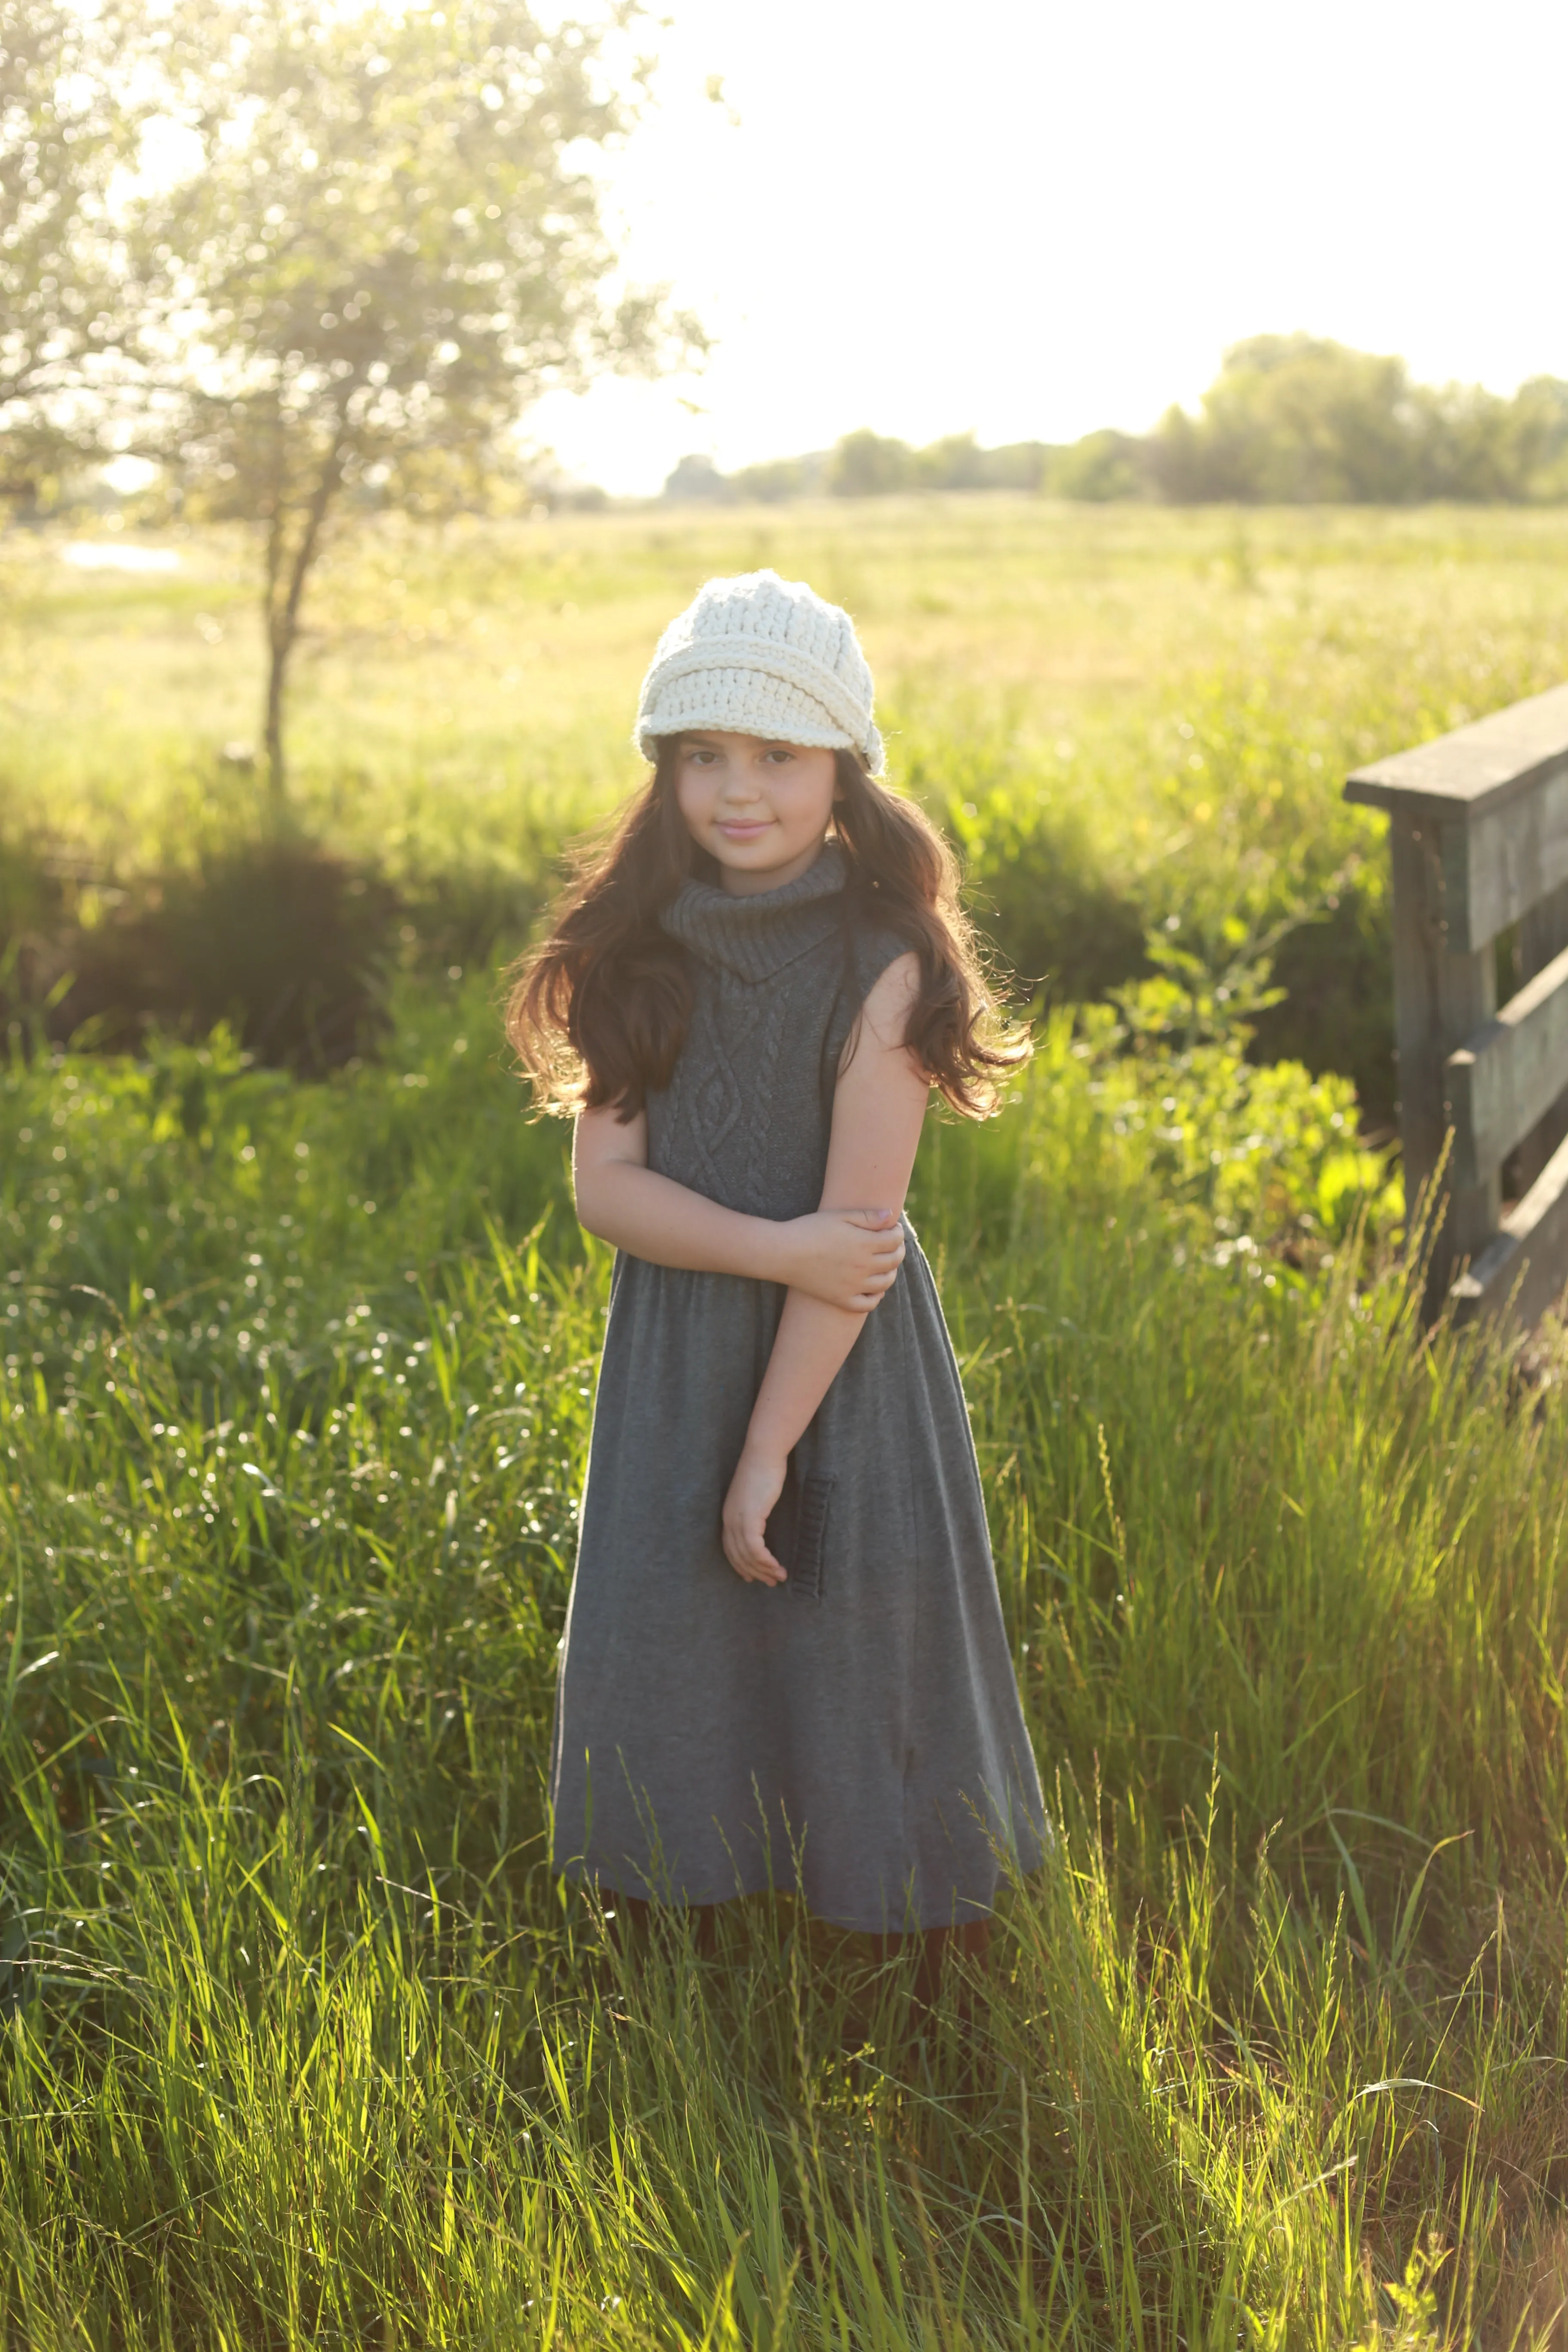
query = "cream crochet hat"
(634, 569, 884, 775)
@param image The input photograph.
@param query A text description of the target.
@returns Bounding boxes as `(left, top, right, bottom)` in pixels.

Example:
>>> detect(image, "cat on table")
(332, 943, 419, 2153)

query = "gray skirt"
(550, 1222, 1046, 1933)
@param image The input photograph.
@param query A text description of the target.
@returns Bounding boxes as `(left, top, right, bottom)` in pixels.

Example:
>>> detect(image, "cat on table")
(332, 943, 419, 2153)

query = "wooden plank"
(1349, 683, 1568, 1331)
(1513, 879, 1568, 1193)
(1387, 812, 1500, 1310)
(1451, 1126, 1568, 1333)
(1444, 944, 1568, 1185)
(1435, 765, 1568, 952)
(1345, 679, 1568, 820)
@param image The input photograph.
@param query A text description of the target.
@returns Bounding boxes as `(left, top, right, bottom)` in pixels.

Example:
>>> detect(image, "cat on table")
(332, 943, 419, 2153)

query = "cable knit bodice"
(647, 846, 904, 1222)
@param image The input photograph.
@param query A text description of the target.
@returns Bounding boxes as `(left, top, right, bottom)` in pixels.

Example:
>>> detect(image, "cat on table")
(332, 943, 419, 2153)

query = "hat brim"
(636, 659, 883, 775)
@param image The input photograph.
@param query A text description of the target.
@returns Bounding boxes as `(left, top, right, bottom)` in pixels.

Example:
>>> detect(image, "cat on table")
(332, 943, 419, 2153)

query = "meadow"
(5, 499, 1568, 2345)
(9, 497, 1568, 1107)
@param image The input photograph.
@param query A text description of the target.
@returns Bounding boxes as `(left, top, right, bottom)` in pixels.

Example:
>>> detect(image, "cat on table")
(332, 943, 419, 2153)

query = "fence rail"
(1345, 682, 1568, 1332)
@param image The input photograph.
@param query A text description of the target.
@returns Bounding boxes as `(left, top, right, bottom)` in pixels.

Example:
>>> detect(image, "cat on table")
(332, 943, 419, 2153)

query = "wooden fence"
(1345, 682, 1568, 1332)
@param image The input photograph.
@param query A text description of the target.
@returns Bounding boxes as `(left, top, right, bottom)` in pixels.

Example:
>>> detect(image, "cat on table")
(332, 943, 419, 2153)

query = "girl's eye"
(761, 746, 794, 764)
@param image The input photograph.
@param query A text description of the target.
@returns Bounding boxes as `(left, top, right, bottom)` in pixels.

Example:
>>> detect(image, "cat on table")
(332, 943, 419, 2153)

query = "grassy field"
(9, 497, 1568, 1111)
(3, 502, 1565, 915)
(5, 499, 1568, 2344)
(7, 502, 1568, 868)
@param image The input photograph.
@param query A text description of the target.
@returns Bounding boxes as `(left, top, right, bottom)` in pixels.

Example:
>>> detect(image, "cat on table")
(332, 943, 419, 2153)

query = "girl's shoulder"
(844, 902, 917, 1002)
(821, 906, 918, 1074)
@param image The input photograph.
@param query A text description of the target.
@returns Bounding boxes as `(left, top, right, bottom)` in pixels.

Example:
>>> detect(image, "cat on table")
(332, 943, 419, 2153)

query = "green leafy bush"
(1082, 933, 1398, 1250)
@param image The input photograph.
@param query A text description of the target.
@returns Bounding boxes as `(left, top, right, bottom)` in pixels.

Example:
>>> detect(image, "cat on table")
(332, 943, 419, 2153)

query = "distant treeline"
(667, 336, 1568, 506)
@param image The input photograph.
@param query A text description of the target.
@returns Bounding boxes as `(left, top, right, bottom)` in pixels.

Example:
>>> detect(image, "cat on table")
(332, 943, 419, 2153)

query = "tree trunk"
(263, 625, 291, 815)
(260, 421, 288, 818)
(259, 422, 349, 820)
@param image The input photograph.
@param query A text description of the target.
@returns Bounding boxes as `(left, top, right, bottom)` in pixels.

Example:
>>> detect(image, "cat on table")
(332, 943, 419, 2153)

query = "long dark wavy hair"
(506, 742, 1029, 1120)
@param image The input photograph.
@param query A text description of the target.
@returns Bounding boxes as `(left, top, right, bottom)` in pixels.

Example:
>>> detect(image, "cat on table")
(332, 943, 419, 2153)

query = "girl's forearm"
(743, 1290, 866, 1463)
(575, 1160, 790, 1283)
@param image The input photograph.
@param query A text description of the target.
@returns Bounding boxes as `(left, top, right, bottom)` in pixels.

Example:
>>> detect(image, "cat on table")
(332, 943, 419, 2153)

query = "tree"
(1143, 335, 1568, 505)
(828, 428, 916, 497)
(728, 453, 817, 502)
(913, 432, 989, 491)
(663, 452, 733, 502)
(1046, 428, 1143, 502)
(119, 0, 698, 802)
(1508, 377, 1568, 499)
(1149, 334, 1423, 503)
(0, 0, 131, 502)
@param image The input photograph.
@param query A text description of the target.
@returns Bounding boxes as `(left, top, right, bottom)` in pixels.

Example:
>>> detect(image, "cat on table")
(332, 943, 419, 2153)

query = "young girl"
(509, 570, 1045, 1967)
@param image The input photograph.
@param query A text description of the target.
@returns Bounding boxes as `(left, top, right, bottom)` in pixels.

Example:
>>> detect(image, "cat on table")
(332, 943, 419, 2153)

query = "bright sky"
(529, 0, 1568, 497)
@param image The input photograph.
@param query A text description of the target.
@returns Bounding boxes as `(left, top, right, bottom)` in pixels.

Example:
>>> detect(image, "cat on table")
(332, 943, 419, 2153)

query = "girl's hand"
(781, 1207, 904, 1311)
(721, 1444, 789, 1586)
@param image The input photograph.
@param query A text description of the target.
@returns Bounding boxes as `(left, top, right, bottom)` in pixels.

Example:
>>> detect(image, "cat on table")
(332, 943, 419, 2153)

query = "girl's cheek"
(674, 777, 708, 832)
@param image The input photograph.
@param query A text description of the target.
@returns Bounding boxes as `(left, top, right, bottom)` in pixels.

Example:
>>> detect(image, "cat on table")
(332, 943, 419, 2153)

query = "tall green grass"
(6, 983, 1568, 2345)
(8, 497, 1568, 2338)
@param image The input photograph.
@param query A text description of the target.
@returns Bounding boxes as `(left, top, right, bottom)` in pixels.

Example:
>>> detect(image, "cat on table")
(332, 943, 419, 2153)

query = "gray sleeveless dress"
(550, 846, 1045, 1932)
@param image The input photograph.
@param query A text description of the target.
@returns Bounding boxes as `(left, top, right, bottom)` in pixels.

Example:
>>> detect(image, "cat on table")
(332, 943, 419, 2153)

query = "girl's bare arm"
(573, 1103, 905, 1314)
(721, 952, 930, 1586)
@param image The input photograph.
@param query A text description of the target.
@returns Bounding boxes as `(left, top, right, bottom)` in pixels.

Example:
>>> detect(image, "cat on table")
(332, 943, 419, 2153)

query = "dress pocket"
(765, 1469, 835, 1602)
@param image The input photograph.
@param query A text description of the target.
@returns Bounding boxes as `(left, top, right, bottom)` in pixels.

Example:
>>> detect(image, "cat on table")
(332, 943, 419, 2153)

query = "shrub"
(0, 830, 73, 1052)
(948, 785, 1149, 1002)
(46, 841, 400, 1073)
(1251, 884, 1395, 1130)
(1085, 934, 1398, 1251)
(892, 698, 1151, 1004)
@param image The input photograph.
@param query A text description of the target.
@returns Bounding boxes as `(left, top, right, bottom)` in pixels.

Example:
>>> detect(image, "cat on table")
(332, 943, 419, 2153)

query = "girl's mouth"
(716, 818, 772, 840)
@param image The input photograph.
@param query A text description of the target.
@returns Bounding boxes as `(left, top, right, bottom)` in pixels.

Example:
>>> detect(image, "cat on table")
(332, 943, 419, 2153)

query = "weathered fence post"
(1345, 682, 1568, 1330)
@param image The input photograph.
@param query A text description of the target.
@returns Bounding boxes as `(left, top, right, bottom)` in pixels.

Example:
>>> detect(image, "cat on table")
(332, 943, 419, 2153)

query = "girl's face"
(672, 731, 839, 896)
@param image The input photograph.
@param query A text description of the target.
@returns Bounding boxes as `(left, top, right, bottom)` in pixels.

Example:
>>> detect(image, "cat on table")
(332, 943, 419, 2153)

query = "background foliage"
(0, 0, 695, 791)
(7, 499, 1568, 1121)
(664, 337, 1568, 510)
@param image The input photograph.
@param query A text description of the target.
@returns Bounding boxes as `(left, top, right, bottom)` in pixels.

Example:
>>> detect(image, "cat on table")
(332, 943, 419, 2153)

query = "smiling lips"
(716, 816, 772, 839)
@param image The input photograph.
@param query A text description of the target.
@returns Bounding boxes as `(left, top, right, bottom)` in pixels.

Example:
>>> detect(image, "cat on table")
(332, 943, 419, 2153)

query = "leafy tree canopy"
(1149, 334, 1568, 504)
(665, 430, 1051, 505)
(0, 0, 132, 497)
(662, 340, 1568, 513)
(111, 0, 698, 793)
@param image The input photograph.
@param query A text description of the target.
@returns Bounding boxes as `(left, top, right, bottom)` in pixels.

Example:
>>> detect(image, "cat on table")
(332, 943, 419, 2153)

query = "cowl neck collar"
(659, 843, 848, 982)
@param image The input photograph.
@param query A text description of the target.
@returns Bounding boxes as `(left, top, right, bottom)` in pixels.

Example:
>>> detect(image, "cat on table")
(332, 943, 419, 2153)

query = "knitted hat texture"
(634, 569, 884, 775)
